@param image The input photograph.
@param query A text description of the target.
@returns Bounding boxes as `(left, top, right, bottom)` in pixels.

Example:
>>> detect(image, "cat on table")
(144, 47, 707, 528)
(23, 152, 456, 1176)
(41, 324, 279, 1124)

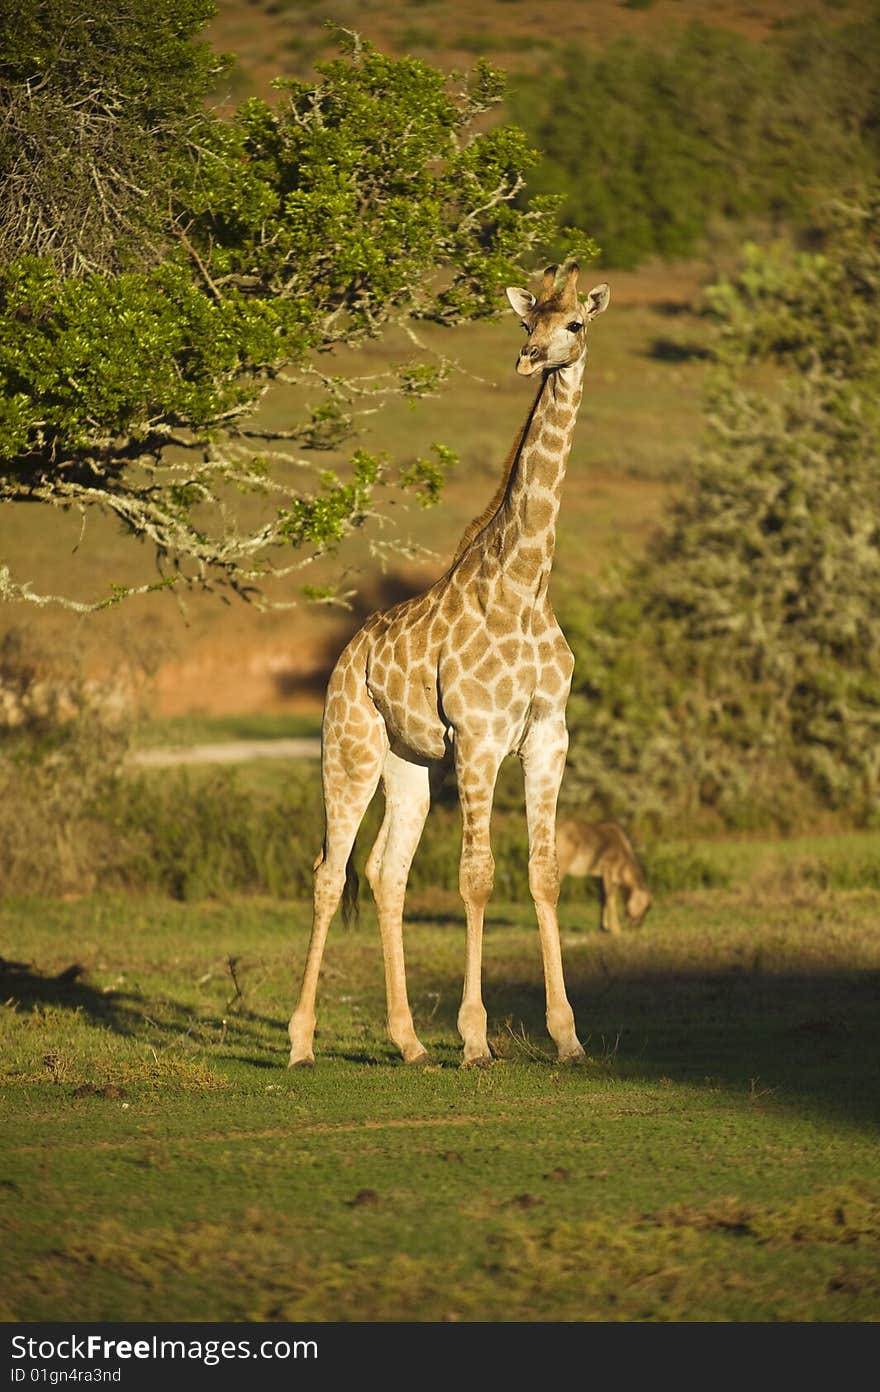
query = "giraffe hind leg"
(519, 719, 585, 1063)
(288, 716, 385, 1067)
(365, 749, 432, 1064)
(454, 735, 502, 1067)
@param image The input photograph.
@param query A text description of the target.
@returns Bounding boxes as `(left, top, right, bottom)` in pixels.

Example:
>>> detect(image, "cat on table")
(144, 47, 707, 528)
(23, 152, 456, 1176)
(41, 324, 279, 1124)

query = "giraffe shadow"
(1, 956, 159, 1039)
(406, 959, 880, 1131)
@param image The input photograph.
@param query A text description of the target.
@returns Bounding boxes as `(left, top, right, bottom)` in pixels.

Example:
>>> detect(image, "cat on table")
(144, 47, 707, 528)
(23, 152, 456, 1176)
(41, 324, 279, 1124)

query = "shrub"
(510, 15, 880, 267)
(562, 188, 880, 833)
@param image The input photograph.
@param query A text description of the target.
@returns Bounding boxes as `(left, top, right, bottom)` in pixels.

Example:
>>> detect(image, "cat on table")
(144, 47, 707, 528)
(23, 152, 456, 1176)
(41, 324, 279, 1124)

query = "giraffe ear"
(506, 287, 536, 320)
(582, 283, 611, 319)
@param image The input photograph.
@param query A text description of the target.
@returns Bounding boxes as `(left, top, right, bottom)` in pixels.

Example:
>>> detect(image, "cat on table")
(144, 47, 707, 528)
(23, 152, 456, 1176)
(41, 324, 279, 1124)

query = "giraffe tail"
(341, 845, 360, 927)
(312, 842, 360, 926)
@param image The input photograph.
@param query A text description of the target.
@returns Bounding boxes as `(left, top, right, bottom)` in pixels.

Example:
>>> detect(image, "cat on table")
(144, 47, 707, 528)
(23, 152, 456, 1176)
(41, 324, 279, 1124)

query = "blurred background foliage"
(562, 187, 880, 832)
(511, 12, 880, 268)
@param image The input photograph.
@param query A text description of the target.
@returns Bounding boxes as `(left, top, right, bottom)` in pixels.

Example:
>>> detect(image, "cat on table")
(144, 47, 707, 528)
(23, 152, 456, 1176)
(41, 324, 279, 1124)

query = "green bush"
(0, 723, 133, 897)
(825, 855, 880, 893)
(103, 765, 536, 903)
(640, 845, 731, 895)
(0, 720, 876, 902)
(562, 188, 880, 834)
(108, 768, 323, 900)
(510, 15, 880, 267)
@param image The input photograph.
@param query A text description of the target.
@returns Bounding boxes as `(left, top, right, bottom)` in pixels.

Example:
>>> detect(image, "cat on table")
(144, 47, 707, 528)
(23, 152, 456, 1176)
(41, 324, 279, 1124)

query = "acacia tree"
(563, 188, 880, 832)
(0, 3, 561, 609)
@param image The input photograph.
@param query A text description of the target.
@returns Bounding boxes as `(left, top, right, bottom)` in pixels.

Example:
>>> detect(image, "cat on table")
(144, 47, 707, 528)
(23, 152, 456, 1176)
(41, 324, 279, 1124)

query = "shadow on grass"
(0, 955, 279, 1058)
(384, 929, 880, 1124)
(406, 959, 880, 1131)
(645, 336, 714, 362)
(6, 951, 879, 1133)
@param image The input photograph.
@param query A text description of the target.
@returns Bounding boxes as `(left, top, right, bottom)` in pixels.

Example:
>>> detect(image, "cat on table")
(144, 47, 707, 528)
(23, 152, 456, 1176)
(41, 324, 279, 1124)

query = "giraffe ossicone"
(288, 260, 610, 1068)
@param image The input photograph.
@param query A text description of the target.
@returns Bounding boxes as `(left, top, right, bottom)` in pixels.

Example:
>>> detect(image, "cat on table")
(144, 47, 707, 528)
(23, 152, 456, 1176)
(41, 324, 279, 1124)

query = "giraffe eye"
(567, 320, 584, 333)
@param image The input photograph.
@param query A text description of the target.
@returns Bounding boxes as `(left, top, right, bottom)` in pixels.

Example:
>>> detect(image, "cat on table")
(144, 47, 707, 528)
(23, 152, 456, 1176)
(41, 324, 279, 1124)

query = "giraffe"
(288, 259, 610, 1068)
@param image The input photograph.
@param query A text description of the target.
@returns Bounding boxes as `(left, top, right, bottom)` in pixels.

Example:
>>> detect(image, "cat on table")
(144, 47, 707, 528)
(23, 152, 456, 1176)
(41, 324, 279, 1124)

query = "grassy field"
(2, 847, 880, 1322)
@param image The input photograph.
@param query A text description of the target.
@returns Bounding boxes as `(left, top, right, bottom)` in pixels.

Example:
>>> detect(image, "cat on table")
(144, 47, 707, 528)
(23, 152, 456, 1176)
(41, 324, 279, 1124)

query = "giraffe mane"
(449, 399, 537, 565)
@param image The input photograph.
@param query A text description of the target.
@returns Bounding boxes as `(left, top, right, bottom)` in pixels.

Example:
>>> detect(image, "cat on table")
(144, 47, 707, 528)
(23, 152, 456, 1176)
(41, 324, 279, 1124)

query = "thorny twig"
(225, 955, 244, 1012)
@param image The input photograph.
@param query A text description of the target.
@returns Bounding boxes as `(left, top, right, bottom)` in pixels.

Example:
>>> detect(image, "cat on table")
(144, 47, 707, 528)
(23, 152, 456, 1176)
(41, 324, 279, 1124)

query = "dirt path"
(132, 738, 320, 767)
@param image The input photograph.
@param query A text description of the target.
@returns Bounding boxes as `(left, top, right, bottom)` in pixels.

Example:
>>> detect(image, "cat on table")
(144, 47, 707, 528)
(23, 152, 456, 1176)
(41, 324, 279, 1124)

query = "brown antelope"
(556, 819, 651, 934)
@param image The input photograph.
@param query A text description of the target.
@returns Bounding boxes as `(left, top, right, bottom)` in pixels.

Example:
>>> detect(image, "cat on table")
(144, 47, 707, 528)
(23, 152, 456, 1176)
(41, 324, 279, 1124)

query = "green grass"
(134, 711, 323, 748)
(2, 868, 880, 1321)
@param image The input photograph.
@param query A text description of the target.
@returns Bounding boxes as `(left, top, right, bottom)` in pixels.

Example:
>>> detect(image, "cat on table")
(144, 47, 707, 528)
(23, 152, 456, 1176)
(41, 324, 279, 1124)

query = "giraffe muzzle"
(517, 346, 543, 376)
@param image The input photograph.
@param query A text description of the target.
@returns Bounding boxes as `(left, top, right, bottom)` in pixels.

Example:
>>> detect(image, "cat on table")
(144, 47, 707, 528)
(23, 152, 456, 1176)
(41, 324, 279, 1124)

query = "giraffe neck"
(493, 354, 585, 594)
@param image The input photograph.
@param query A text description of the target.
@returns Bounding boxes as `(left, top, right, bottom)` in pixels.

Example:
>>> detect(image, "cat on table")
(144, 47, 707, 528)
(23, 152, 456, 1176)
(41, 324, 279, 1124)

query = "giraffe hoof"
(559, 1047, 587, 1067)
(461, 1054, 493, 1070)
(404, 1050, 432, 1067)
(288, 1055, 315, 1069)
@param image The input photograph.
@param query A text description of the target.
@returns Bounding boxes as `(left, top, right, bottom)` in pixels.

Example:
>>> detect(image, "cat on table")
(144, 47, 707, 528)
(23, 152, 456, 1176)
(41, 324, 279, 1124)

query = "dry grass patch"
(650, 1184, 880, 1246)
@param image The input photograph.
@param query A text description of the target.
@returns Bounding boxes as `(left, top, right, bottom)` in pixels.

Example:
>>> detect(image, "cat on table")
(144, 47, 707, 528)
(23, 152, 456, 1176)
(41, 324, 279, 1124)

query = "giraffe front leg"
(519, 719, 585, 1064)
(455, 738, 502, 1067)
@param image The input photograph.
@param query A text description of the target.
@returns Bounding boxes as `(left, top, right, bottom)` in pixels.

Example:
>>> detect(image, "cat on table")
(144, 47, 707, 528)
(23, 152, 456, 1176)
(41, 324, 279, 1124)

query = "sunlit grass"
(2, 866, 879, 1321)
(134, 711, 323, 748)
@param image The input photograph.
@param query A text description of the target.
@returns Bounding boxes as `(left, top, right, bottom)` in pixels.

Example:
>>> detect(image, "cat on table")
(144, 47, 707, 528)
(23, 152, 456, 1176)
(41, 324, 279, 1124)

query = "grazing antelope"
(288, 261, 610, 1067)
(556, 819, 651, 934)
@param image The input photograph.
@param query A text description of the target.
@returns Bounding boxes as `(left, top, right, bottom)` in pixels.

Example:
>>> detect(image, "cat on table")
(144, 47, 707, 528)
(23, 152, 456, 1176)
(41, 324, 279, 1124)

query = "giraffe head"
(506, 261, 610, 377)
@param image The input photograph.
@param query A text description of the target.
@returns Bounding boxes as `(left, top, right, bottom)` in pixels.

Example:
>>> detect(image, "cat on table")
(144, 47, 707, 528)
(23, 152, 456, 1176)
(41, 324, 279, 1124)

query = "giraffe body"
(288, 262, 610, 1067)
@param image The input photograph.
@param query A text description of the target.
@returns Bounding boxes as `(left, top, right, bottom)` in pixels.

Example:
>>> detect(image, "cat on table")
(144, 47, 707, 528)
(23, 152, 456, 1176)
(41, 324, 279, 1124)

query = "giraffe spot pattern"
(323, 346, 586, 801)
